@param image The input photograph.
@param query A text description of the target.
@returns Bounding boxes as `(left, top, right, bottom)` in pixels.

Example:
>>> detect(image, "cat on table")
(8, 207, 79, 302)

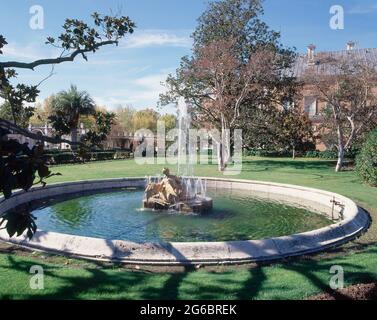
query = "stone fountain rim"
(0, 177, 370, 265)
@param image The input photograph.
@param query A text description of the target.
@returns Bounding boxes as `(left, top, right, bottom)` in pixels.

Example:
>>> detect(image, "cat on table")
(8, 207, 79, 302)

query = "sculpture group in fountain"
(143, 98, 213, 214)
(143, 168, 212, 214)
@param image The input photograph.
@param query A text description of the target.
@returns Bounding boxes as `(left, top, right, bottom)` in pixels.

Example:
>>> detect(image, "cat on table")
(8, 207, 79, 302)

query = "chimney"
(307, 44, 316, 60)
(347, 41, 355, 51)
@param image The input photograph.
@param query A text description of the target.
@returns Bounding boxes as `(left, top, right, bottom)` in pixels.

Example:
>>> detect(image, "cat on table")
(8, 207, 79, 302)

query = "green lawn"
(1, 157, 377, 300)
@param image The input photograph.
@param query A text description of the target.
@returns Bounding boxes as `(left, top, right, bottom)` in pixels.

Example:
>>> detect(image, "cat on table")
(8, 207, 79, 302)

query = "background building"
(293, 42, 377, 150)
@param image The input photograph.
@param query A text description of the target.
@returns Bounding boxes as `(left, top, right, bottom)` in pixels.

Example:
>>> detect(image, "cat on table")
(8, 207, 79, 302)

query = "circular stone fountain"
(0, 177, 370, 265)
(143, 168, 212, 214)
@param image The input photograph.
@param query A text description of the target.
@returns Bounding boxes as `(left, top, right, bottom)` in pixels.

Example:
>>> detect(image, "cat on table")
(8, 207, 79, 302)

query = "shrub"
(304, 150, 357, 159)
(243, 149, 294, 158)
(46, 152, 76, 164)
(114, 150, 132, 159)
(318, 150, 338, 159)
(356, 130, 377, 186)
(44, 149, 72, 155)
(92, 151, 115, 161)
(45, 149, 133, 165)
(305, 150, 320, 158)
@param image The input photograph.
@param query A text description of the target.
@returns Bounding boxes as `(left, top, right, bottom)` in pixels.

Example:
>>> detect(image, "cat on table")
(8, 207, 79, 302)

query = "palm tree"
(50, 85, 95, 149)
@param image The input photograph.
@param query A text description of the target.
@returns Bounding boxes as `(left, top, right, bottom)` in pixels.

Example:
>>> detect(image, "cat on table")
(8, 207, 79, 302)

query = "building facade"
(293, 42, 377, 150)
(8, 123, 88, 150)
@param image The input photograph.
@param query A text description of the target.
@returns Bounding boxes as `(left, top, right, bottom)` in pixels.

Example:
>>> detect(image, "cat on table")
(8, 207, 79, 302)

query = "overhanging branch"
(0, 118, 83, 146)
(0, 40, 118, 70)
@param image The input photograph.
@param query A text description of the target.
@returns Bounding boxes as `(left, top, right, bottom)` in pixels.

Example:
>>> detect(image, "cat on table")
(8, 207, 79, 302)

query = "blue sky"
(1, 0, 377, 113)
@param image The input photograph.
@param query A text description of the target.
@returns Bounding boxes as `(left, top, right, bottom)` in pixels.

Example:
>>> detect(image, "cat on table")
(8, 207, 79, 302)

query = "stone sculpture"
(143, 168, 212, 214)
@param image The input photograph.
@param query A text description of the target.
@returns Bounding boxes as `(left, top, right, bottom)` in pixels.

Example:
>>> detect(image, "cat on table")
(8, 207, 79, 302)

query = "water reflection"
(50, 199, 92, 228)
(31, 189, 332, 243)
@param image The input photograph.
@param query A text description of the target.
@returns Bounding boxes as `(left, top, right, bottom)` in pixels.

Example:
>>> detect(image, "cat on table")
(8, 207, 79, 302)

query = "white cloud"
(93, 72, 171, 110)
(80, 58, 132, 66)
(130, 74, 168, 103)
(93, 96, 130, 109)
(348, 4, 377, 14)
(123, 30, 192, 49)
(1, 42, 56, 61)
(134, 73, 166, 88)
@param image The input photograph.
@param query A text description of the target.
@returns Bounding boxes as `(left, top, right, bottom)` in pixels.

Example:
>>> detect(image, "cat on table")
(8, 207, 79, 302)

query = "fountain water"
(177, 97, 207, 201)
(177, 97, 194, 176)
(142, 97, 212, 214)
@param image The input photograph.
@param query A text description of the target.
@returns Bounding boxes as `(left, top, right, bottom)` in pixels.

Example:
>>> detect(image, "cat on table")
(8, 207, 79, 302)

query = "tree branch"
(0, 40, 118, 70)
(0, 118, 83, 146)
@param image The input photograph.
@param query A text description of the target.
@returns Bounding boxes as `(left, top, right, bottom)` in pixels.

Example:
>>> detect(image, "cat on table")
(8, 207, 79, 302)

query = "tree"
(304, 55, 377, 172)
(115, 104, 136, 133)
(191, 0, 281, 58)
(133, 108, 160, 133)
(48, 85, 96, 148)
(160, 0, 296, 171)
(79, 114, 97, 131)
(29, 96, 55, 126)
(0, 100, 33, 128)
(81, 111, 116, 148)
(241, 102, 315, 158)
(159, 113, 177, 132)
(0, 12, 135, 239)
(241, 107, 281, 150)
(278, 106, 315, 159)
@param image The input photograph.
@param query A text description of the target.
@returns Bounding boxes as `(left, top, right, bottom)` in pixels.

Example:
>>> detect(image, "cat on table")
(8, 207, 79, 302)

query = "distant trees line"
(0, 88, 178, 142)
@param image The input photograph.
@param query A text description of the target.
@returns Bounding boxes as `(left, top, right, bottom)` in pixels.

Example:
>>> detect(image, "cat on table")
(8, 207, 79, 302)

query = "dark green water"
(31, 189, 331, 243)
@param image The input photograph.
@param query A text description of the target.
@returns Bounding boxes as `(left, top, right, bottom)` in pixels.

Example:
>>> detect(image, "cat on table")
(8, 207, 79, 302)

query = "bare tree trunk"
(217, 141, 226, 172)
(215, 140, 234, 172)
(335, 145, 345, 172)
(335, 124, 345, 172)
(292, 145, 296, 160)
(209, 116, 232, 173)
(219, 114, 231, 171)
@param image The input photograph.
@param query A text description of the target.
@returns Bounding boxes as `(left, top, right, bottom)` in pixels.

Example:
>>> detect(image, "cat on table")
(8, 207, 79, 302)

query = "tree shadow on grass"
(0, 255, 147, 299)
(2, 248, 377, 300)
(141, 267, 193, 300)
(283, 262, 351, 300)
(235, 266, 267, 300)
(0, 254, 197, 300)
(280, 250, 377, 300)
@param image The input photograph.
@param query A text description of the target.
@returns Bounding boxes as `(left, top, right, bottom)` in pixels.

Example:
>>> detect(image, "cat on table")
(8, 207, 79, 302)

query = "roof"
(291, 48, 377, 78)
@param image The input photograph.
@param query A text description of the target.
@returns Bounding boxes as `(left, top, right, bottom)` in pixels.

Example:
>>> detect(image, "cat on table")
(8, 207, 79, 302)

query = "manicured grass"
(48, 157, 377, 209)
(1, 157, 376, 300)
(1, 247, 377, 300)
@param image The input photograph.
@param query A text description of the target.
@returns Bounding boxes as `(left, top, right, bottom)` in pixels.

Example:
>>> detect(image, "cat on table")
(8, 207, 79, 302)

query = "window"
(304, 96, 318, 117)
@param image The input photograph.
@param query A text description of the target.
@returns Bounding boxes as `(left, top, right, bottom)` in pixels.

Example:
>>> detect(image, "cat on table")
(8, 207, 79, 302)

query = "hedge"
(243, 149, 294, 158)
(304, 150, 357, 159)
(243, 149, 357, 159)
(46, 152, 76, 164)
(356, 130, 377, 186)
(45, 150, 133, 165)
